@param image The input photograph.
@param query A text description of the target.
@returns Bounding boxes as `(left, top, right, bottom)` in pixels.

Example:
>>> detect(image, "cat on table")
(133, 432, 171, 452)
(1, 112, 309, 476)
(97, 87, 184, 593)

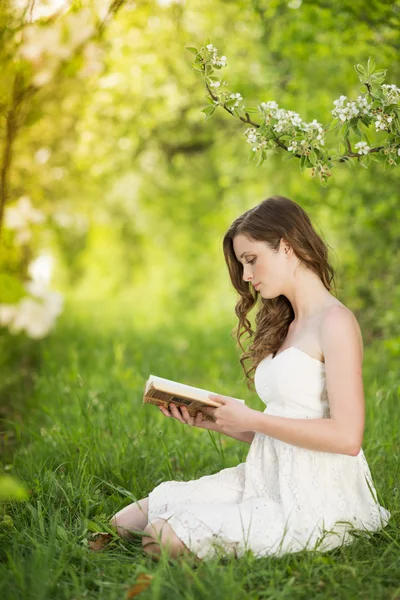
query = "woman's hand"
(203, 394, 256, 433)
(158, 403, 218, 430)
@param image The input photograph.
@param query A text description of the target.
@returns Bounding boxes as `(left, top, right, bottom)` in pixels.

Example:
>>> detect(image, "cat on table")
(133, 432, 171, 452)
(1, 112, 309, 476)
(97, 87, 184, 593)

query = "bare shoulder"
(320, 303, 364, 363)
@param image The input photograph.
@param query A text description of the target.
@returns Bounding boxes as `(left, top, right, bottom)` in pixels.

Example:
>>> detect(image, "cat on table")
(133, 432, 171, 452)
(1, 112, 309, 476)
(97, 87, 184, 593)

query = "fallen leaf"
(88, 532, 113, 551)
(126, 573, 154, 598)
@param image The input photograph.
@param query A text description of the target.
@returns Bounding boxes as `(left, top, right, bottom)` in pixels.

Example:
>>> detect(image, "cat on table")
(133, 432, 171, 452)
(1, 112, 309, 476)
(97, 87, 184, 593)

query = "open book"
(143, 374, 245, 423)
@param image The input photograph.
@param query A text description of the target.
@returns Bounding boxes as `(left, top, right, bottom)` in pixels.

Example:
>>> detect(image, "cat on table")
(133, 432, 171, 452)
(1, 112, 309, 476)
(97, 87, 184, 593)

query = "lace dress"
(147, 347, 391, 560)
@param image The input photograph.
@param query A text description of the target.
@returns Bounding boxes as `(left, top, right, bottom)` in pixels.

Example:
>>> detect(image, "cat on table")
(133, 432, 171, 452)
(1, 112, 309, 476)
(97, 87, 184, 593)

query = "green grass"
(0, 299, 399, 600)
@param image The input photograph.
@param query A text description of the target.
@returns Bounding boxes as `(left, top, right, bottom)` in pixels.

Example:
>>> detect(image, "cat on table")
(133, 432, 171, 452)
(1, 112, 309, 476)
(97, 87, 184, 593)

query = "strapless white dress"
(147, 347, 391, 560)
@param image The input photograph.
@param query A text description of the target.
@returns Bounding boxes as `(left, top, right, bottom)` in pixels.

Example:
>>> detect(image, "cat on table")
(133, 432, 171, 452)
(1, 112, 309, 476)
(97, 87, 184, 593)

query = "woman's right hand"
(158, 403, 218, 430)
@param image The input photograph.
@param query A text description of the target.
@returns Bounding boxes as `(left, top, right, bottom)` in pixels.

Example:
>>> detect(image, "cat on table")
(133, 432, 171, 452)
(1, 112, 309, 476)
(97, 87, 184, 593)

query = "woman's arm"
(209, 423, 255, 445)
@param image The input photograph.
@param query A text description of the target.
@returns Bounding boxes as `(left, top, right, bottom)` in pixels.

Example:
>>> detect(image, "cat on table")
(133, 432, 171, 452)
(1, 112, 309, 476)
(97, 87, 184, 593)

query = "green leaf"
(309, 150, 317, 165)
(367, 56, 375, 76)
(369, 153, 381, 162)
(248, 148, 257, 162)
(351, 122, 363, 137)
(256, 152, 266, 167)
(201, 105, 216, 120)
(185, 46, 198, 55)
(282, 152, 295, 161)
(243, 107, 258, 114)
(328, 118, 340, 131)
(354, 63, 365, 76)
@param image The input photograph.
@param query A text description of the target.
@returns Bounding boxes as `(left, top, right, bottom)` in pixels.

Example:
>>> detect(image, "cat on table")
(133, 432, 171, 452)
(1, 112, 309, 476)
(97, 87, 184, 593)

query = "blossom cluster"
(244, 127, 268, 152)
(374, 110, 394, 132)
(382, 144, 400, 166)
(311, 162, 332, 183)
(331, 95, 373, 122)
(205, 44, 227, 68)
(0, 280, 64, 339)
(255, 101, 325, 154)
(381, 84, 400, 105)
(5, 196, 45, 245)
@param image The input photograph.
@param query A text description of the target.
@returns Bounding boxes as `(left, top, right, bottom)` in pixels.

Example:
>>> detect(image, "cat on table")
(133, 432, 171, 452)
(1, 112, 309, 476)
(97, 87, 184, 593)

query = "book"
(143, 374, 245, 423)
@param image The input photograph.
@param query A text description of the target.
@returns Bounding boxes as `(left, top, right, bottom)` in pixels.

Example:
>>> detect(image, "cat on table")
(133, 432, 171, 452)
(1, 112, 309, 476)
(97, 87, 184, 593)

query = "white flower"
(5, 196, 45, 230)
(355, 141, 370, 155)
(331, 94, 372, 121)
(209, 81, 220, 88)
(374, 112, 393, 132)
(244, 127, 259, 145)
(381, 84, 400, 105)
(0, 282, 64, 339)
(229, 92, 243, 107)
(260, 100, 279, 112)
(5, 196, 45, 245)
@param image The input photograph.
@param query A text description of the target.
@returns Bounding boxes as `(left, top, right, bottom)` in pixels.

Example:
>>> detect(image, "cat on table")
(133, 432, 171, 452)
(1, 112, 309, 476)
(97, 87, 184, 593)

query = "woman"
(110, 195, 391, 562)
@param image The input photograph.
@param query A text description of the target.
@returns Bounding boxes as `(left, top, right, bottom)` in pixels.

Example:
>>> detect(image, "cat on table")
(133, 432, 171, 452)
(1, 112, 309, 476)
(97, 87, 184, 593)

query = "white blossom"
(229, 92, 243, 107)
(381, 84, 400, 105)
(204, 44, 227, 67)
(0, 281, 64, 339)
(244, 127, 267, 152)
(5, 196, 45, 245)
(355, 141, 371, 155)
(374, 112, 394, 132)
(260, 100, 279, 112)
(331, 94, 373, 121)
(5, 196, 44, 229)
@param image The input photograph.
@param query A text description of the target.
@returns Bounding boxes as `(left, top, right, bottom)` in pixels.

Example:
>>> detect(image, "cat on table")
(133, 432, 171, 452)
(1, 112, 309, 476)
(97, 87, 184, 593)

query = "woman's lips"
(254, 282, 261, 290)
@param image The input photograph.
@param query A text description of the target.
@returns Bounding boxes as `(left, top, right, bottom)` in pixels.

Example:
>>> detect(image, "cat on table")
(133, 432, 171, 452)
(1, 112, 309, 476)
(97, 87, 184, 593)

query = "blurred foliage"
(0, 0, 399, 374)
(0, 475, 28, 502)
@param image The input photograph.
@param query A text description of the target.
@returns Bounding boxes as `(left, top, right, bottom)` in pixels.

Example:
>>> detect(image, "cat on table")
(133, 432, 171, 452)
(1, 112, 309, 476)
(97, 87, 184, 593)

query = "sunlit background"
(2, 0, 400, 335)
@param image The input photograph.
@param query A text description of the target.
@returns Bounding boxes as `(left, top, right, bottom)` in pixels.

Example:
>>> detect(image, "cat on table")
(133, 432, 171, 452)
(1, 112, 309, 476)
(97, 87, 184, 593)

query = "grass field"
(0, 299, 399, 599)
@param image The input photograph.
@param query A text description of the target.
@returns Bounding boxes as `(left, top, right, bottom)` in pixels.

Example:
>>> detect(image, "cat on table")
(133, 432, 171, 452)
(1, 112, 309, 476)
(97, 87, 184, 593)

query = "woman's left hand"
(203, 394, 256, 433)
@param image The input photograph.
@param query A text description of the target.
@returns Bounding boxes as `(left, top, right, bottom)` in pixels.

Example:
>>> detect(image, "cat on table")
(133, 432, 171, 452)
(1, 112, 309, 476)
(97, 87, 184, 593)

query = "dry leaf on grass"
(126, 573, 154, 598)
(88, 532, 113, 551)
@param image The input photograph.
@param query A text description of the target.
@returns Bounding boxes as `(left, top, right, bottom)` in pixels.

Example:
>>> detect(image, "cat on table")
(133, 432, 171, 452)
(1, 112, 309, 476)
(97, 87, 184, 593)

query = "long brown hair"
(222, 195, 337, 391)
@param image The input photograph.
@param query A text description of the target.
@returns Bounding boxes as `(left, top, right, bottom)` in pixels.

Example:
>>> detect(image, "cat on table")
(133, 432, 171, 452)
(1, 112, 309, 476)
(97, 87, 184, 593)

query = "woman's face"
(232, 234, 290, 297)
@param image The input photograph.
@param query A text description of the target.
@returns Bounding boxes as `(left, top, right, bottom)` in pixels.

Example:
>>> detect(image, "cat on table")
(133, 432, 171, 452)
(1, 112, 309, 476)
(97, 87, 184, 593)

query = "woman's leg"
(110, 497, 149, 540)
(142, 518, 202, 563)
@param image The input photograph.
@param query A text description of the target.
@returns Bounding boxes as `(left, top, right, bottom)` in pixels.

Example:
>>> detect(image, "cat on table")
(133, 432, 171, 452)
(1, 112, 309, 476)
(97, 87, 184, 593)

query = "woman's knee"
(110, 497, 149, 539)
(142, 519, 188, 558)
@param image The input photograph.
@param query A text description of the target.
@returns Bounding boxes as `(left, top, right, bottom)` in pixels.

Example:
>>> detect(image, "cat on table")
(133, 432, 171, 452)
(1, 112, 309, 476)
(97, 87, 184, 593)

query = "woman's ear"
(280, 237, 291, 256)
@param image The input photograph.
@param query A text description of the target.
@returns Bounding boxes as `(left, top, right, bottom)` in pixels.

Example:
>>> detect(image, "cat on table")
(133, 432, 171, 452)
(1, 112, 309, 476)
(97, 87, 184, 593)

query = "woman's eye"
(247, 259, 256, 265)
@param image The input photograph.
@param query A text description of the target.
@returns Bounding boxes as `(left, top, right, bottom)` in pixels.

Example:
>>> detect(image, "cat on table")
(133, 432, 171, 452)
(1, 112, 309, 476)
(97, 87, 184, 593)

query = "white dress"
(147, 346, 391, 560)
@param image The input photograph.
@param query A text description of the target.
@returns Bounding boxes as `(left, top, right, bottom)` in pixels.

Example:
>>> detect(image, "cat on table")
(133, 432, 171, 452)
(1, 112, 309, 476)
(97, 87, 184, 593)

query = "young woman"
(110, 195, 391, 562)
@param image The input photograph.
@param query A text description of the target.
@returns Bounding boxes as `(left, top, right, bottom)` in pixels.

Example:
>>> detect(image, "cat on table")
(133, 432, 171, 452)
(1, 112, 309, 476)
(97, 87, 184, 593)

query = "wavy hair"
(222, 195, 337, 391)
